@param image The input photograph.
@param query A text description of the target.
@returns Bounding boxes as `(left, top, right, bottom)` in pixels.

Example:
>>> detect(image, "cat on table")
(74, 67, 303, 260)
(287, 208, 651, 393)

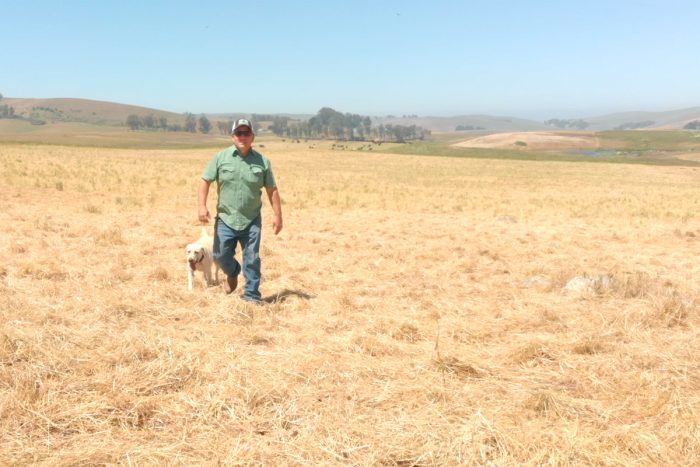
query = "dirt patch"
(453, 131, 599, 150)
(676, 151, 700, 162)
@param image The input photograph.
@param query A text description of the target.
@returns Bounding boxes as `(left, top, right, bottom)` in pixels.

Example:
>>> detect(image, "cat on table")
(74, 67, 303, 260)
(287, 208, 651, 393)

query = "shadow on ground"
(262, 289, 314, 304)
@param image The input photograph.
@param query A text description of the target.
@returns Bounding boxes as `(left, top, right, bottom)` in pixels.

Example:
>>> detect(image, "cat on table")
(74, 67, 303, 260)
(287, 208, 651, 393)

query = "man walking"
(198, 118, 283, 302)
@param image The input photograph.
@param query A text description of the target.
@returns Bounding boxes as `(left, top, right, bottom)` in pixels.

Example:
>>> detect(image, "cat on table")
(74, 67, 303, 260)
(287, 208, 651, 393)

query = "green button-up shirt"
(202, 146, 277, 230)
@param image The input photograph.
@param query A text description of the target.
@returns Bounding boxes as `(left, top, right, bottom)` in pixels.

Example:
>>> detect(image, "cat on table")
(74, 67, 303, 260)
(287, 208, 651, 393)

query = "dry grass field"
(0, 120, 230, 149)
(452, 132, 599, 150)
(0, 140, 698, 465)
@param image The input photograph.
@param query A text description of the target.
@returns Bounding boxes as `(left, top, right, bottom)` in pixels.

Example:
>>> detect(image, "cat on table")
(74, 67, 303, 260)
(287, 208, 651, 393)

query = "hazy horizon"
(3, 1, 699, 120)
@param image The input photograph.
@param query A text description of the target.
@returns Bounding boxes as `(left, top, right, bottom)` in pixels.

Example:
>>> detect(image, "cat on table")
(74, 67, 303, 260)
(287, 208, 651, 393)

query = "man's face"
(232, 125, 254, 152)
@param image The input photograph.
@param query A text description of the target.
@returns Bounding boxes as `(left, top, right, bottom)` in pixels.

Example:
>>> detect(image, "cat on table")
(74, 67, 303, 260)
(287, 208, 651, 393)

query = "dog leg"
(203, 266, 212, 287)
(188, 268, 194, 291)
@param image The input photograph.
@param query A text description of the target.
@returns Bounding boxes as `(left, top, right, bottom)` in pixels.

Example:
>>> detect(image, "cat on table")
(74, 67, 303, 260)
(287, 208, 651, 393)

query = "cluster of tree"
(125, 112, 213, 133)
(126, 113, 171, 131)
(251, 114, 277, 122)
(196, 114, 211, 133)
(0, 104, 15, 119)
(544, 118, 590, 129)
(0, 92, 15, 118)
(614, 121, 655, 130)
(216, 119, 235, 135)
(269, 107, 429, 142)
(455, 124, 485, 131)
(27, 106, 68, 123)
(685, 120, 700, 130)
(268, 116, 292, 136)
(307, 108, 372, 140)
(372, 123, 428, 142)
(32, 105, 62, 114)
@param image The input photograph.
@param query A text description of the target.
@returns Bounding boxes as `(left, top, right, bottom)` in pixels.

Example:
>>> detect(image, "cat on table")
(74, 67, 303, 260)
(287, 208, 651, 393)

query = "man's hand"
(272, 215, 283, 235)
(265, 186, 283, 235)
(198, 179, 212, 223)
(198, 207, 210, 223)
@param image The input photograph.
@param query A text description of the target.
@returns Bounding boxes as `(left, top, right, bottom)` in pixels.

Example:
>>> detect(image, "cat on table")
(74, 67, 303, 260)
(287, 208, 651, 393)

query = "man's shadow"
(262, 288, 314, 304)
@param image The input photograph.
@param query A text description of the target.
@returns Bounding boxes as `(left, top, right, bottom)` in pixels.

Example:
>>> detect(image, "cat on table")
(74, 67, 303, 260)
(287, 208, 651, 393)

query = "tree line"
(0, 93, 16, 119)
(125, 112, 220, 134)
(545, 118, 590, 129)
(0, 104, 15, 118)
(455, 124, 485, 131)
(613, 120, 655, 130)
(268, 107, 429, 142)
(123, 106, 430, 141)
(125, 112, 238, 135)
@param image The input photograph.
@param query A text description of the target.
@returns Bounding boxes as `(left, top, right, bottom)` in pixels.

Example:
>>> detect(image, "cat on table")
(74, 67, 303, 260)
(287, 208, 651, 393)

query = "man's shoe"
(241, 295, 263, 305)
(224, 275, 238, 294)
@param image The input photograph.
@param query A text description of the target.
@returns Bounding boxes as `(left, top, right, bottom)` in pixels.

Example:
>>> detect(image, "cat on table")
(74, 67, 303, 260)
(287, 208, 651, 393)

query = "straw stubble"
(0, 142, 698, 465)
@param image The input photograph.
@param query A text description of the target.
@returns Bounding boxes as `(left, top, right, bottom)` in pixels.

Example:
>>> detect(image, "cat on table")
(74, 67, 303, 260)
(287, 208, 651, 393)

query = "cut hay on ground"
(0, 142, 698, 465)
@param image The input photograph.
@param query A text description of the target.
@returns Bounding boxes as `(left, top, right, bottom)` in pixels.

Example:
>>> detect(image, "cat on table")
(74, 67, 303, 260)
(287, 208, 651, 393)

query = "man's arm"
(265, 186, 283, 235)
(198, 179, 212, 223)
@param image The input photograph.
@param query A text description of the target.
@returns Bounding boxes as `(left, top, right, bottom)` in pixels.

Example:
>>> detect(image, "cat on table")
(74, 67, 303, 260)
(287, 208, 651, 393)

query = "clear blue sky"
(3, 0, 699, 119)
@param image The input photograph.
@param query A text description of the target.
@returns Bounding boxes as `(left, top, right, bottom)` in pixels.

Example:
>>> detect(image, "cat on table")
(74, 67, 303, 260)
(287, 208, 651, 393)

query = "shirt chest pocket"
(244, 166, 264, 185)
(220, 168, 237, 182)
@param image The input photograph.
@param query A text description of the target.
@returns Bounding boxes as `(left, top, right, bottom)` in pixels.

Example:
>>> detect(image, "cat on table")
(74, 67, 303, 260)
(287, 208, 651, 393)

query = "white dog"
(186, 227, 219, 291)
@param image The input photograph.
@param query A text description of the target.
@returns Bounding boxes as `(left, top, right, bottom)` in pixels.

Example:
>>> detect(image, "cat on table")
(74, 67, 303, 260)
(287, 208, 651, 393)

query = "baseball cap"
(231, 118, 254, 133)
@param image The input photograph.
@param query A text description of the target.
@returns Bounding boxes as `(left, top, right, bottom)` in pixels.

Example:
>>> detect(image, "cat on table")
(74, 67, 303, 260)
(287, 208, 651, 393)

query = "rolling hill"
(581, 107, 700, 130)
(377, 108, 700, 133)
(1, 97, 186, 126)
(1, 96, 700, 133)
(373, 114, 549, 133)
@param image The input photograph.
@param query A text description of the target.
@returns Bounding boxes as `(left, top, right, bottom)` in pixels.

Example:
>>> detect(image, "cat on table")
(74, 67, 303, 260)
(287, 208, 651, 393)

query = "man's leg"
(240, 215, 262, 301)
(213, 217, 241, 293)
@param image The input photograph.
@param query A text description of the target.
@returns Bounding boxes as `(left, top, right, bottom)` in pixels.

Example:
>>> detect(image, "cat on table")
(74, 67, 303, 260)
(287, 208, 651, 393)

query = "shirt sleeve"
(264, 159, 277, 188)
(202, 153, 219, 181)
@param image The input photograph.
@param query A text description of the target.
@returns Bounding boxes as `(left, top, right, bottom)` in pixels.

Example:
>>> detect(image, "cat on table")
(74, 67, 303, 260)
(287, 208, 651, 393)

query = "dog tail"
(201, 227, 209, 238)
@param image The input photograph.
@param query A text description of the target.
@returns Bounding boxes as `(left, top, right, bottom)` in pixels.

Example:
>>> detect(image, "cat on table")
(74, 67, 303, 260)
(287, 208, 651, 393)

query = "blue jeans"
(213, 215, 262, 301)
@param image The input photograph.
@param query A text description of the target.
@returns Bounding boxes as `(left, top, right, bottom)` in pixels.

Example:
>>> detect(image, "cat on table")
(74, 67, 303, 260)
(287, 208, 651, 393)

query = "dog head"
(185, 242, 205, 271)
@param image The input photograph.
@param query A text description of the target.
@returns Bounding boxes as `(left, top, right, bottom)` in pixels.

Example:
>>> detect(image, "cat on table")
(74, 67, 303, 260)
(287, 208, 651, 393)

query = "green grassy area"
(378, 134, 700, 166)
(2, 120, 699, 166)
(598, 130, 700, 151)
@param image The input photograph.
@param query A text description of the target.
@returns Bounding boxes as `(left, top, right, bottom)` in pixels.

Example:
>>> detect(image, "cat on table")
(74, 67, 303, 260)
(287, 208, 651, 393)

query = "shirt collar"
(232, 146, 254, 158)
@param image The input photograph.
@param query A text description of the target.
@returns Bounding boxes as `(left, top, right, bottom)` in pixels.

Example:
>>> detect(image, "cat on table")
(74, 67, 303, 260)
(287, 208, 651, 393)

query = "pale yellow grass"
(678, 151, 700, 162)
(453, 131, 599, 150)
(0, 142, 698, 465)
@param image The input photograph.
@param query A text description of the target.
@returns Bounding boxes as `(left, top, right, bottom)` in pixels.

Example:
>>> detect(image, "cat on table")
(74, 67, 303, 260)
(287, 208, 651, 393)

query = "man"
(198, 118, 283, 302)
